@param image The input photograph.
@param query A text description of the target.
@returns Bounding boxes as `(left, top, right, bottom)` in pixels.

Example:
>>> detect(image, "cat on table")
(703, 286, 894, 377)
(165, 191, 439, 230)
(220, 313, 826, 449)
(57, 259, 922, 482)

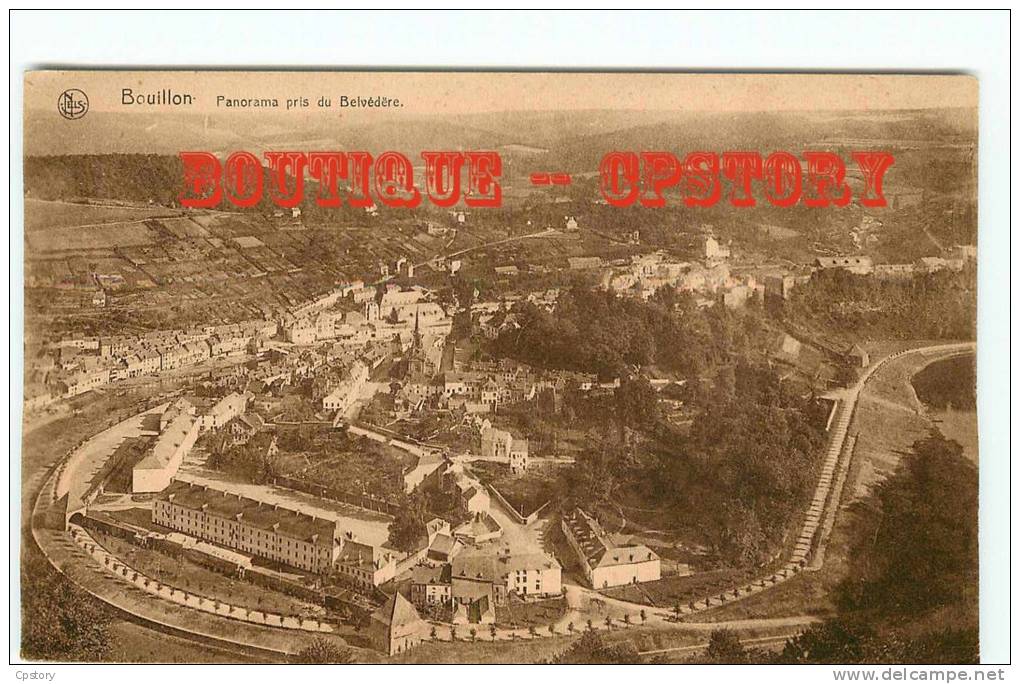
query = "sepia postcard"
(20, 70, 979, 665)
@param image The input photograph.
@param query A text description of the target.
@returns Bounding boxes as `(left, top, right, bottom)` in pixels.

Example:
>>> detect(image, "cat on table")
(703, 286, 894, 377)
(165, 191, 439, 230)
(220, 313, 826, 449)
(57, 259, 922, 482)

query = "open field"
(469, 460, 563, 518)
(496, 595, 569, 629)
(27, 223, 160, 252)
(106, 620, 262, 664)
(603, 567, 755, 609)
(24, 198, 180, 232)
(269, 425, 415, 501)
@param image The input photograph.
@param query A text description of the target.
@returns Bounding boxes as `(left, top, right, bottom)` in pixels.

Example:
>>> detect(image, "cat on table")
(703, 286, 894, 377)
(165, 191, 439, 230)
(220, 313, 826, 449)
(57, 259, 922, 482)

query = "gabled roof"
(135, 413, 196, 471)
(411, 563, 452, 586)
(468, 594, 493, 623)
(592, 544, 659, 569)
(452, 552, 497, 583)
(428, 533, 459, 560)
(496, 551, 561, 574)
(337, 538, 393, 571)
(454, 512, 501, 539)
(562, 507, 659, 569)
(234, 413, 266, 431)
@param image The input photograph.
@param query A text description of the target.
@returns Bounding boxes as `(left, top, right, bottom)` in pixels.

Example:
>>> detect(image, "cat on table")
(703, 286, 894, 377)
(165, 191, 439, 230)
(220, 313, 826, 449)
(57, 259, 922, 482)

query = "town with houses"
(27, 226, 976, 413)
(23, 205, 977, 659)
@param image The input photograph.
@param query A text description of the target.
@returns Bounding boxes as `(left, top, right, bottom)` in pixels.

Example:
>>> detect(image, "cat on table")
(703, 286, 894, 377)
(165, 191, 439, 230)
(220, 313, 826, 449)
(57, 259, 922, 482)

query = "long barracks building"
(153, 480, 341, 574)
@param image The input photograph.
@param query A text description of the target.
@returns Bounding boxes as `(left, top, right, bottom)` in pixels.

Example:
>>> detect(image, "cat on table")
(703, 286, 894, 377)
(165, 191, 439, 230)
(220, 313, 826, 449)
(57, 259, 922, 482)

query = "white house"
(509, 439, 529, 474)
(561, 508, 661, 589)
(132, 412, 200, 493)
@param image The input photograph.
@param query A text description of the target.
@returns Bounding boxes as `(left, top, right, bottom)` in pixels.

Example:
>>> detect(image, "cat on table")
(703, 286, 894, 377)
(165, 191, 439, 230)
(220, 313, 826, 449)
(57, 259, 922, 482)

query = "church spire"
(411, 307, 422, 350)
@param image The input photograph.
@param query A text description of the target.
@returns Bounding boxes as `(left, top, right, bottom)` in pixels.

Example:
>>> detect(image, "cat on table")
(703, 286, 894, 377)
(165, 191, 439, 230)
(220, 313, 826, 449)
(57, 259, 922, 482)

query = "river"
(911, 353, 978, 463)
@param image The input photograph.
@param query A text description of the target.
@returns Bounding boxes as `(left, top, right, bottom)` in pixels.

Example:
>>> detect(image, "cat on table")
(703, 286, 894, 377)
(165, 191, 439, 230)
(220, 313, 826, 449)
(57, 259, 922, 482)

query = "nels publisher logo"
(57, 89, 89, 120)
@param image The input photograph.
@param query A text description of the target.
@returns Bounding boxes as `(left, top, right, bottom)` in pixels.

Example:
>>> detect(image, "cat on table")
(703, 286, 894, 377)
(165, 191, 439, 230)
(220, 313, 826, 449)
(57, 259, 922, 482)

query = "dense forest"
(563, 364, 828, 565)
(490, 287, 826, 564)
(654, 363, 828, 564)
(492, 286, 769, 380)
(21, 553, 112, 661)
(835, 434, 978, 620)
(786, 267, 976, 341)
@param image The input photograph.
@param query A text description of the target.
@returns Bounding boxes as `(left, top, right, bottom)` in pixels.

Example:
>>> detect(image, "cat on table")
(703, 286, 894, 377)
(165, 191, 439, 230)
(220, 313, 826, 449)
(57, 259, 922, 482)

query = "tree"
(528, 626, 538, 638)
(639, 609, 647, 623)
(295, 638, 355, 664)
(836, 434, 978, 618)
(779, 619, 874, 664)
(705, 629, 747, 664)
(614, 377, 661, 431)
(469, 627, 477, 642)
(386, 492, 429, 553)
(21, 557, 111, 662)
(568, 439, 628, 509)
(769, 433, 981, 665)
(567, 621, 575, 634)
(490, 624, 497, 640)
(549, 633, 640, 664)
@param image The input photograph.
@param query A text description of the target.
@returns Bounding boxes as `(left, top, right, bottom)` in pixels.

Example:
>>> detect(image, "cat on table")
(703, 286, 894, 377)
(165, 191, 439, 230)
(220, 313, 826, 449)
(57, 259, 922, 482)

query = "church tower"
(406, 309, 431, 379)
